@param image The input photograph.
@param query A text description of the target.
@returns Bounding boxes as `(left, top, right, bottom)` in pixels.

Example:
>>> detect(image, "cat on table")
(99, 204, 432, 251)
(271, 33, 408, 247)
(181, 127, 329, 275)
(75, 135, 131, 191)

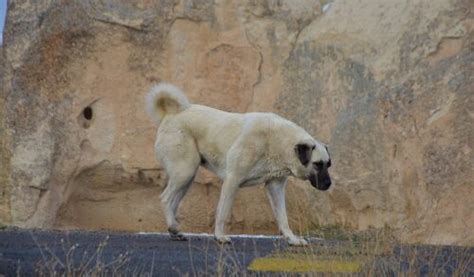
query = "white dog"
(145, 83, 332, 246)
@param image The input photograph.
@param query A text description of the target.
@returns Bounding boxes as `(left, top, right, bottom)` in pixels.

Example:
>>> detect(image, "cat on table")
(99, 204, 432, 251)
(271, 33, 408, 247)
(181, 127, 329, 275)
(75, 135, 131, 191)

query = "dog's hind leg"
(160, 162, 198, 241)
(159, 139, 200, 241)
(265, 178, 308, 246)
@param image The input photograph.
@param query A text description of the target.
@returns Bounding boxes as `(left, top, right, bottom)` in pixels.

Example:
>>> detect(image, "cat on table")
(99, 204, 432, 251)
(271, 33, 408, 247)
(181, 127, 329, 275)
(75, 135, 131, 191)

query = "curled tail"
(145, 82, 190, 124)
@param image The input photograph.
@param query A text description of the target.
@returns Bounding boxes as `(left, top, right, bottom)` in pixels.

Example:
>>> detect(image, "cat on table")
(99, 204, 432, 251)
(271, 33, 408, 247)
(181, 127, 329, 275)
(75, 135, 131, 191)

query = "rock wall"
(1, 0, 472, 245)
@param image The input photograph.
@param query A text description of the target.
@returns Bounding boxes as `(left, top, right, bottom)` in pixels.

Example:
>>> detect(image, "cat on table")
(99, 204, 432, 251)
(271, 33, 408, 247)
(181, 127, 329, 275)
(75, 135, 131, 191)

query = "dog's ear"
(295, 143, 313, 166)
(325, 145, 332, 167)
(325, 145, 330, 158)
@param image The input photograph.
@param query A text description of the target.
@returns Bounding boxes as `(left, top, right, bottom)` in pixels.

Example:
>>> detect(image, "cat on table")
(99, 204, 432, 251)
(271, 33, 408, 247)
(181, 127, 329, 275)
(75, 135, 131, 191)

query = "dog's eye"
(313, 161, 323, 169)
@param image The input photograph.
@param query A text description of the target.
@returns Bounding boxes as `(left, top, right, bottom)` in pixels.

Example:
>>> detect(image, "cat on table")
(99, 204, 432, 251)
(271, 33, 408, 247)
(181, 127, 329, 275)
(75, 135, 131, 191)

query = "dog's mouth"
(308, 171, 331, 191)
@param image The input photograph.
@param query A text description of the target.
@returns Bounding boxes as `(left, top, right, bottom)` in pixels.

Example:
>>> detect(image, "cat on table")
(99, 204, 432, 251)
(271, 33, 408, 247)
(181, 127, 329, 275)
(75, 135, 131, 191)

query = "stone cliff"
(1, 0, 472, 245)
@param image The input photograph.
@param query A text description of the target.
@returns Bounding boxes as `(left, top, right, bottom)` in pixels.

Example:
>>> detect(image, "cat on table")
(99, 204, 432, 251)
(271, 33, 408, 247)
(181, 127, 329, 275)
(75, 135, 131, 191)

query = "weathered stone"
(0, 43, 11, 224)
(1, 0, 472, 245)
(276, 0, 473, 245)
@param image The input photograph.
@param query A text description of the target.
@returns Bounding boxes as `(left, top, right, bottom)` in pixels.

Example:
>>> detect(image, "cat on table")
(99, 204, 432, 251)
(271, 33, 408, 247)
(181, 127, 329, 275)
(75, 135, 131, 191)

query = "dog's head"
(294, 140, 332, 191)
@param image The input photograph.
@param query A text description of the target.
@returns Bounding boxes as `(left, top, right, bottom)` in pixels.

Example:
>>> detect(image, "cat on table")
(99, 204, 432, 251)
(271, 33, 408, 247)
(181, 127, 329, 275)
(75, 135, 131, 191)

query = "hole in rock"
(83, 106, 93, 120)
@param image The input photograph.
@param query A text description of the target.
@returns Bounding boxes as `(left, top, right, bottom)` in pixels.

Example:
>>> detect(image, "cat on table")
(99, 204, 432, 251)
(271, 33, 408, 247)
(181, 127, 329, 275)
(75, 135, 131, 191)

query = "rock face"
(1, 0, 472, 245)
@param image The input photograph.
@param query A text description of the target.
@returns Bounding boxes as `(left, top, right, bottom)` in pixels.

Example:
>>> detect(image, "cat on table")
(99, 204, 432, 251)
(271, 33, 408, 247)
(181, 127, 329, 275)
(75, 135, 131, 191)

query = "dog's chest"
(240, 168, 291, 187)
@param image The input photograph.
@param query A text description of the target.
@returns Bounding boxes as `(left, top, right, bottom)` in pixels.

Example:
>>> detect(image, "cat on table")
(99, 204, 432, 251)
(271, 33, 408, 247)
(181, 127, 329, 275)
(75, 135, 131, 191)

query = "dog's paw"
(287, 236, 308, 246)
(169, 229, 188, 241)
(215, 236, 232, 245)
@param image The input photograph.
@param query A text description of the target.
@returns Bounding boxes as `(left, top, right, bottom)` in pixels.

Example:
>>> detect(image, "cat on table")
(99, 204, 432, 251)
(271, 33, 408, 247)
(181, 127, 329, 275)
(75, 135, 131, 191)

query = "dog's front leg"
(265, 178, 308, 246)
(214, 176, 240, 244)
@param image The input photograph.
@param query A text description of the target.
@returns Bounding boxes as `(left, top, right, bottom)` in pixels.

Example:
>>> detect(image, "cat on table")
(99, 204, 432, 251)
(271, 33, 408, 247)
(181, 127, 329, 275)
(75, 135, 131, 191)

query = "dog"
(145, 83, 332, 246)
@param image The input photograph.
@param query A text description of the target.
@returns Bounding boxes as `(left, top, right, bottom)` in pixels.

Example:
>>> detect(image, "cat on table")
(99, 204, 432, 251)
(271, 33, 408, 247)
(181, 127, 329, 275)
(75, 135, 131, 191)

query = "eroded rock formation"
(0, 0, 472, 245)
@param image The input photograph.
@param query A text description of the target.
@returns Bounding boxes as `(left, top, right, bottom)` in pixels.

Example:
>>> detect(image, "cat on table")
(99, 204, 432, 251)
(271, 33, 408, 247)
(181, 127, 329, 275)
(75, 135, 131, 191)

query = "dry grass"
(31, 234, 135, 276)
(247, 225, 472, 276)
(247, 225, 396, 274)
(25, 226, 472, 276)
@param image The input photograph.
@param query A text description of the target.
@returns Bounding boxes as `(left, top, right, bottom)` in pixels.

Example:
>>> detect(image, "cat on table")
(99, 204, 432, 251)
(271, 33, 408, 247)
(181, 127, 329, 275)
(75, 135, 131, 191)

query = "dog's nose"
(322, 179, 331, 188)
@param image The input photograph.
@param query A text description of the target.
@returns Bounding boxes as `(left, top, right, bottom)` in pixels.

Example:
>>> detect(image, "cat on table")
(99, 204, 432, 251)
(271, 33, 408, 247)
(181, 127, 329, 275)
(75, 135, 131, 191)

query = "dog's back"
(145, 83, 310, 170)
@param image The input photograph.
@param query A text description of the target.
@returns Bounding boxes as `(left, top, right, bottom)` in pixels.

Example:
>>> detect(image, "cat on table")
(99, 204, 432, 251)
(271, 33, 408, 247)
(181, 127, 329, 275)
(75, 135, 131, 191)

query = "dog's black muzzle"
(309, 170, 331, 191)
